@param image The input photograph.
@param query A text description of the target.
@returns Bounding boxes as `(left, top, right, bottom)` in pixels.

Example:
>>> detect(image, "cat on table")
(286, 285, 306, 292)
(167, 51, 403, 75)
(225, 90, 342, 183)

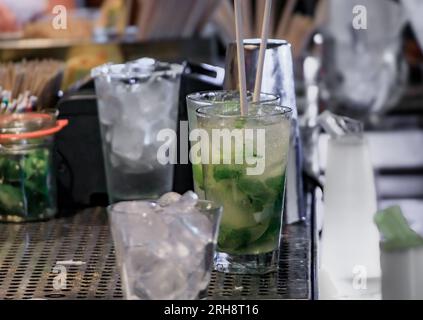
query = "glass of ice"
(186, 91, 279, 199)
(92, 58, 183, 202)
(108, 191, 222, 300)
(196, 101, 292, 274)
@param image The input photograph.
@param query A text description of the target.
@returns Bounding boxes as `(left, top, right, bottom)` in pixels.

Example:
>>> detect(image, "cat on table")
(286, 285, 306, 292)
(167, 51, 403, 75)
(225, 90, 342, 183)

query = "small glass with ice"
(108, 191, 222, 300)
(92, 58, 183, 202)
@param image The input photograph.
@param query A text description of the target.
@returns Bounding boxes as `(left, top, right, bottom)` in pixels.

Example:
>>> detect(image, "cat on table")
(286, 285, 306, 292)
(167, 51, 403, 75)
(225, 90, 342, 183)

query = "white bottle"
(318, 112, 381, 299)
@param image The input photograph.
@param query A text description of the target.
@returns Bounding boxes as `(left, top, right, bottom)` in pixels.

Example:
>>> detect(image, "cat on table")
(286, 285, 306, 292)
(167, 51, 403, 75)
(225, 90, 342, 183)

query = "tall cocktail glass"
(92, 58, 183, 202)
(196, 101, 292, 274)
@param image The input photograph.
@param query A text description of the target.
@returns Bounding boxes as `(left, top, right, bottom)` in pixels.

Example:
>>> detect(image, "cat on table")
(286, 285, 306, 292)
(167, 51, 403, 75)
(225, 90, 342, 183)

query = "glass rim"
(195, 103, 293, 120)
(92, 60, 184, 80)
(238, 38, 291, 47)
(107, 199, 222, 215)
(186, 90, 279, 104)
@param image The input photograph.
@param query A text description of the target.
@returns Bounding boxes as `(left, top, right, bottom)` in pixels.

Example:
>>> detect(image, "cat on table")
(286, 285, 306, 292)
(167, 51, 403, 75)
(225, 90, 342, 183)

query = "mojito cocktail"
(196, 102, 292, 274)
(186, 91, 279, 199)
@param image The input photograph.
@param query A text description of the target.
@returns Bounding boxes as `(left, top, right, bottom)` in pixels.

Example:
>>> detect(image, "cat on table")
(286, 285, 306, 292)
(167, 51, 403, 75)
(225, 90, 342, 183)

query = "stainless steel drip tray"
(0, 208, 312, 300)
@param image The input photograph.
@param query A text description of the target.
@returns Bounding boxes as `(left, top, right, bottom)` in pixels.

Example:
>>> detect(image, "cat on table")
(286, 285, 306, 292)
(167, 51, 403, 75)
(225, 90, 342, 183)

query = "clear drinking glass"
(186, 90, 279, 199)
(196, 101, 292, 274)
(108, 193, 222, 300)
(92, 58, 183, 203)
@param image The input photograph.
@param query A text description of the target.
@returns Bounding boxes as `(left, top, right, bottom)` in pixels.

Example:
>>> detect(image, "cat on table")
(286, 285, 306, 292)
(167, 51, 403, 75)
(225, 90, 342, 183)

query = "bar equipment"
(301, 33, 323, 179)
(375, 205, 423, 300)
(318, 111, 381, 299)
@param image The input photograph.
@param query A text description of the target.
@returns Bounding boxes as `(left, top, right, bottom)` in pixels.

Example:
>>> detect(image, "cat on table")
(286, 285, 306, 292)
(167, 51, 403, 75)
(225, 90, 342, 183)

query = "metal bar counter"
(0, 205, 315, 300)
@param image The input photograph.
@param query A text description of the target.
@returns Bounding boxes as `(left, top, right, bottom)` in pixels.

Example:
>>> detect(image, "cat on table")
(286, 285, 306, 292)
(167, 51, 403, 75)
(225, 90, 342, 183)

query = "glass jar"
(0, 112, 68, 222)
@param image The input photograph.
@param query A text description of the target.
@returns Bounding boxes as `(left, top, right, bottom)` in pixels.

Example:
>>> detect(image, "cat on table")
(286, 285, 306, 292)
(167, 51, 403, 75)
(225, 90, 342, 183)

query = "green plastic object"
(374, 205, 423, 251)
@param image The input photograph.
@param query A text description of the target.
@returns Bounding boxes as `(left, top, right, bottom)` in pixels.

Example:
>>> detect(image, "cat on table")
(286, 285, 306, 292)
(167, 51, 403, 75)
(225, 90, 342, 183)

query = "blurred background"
(1, 0, 423, 300)
(1, 0, 422, 113)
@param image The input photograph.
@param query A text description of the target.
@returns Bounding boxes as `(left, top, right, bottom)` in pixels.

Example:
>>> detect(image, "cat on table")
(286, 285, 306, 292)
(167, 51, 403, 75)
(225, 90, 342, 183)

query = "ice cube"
(126, 245, 161, 275)
(139, 77, 177, 116)
(152, 238, 174, 259)
(131, 58, 156, 75)
(134, 57, 155, 68)
(112, 200, 156, 214)
(111, 124, 144, 161)
(157, 192, 181, 207)
(123, 245, 187, 299)
(98, 95, 121, 125)
(150, 113, 176, 132)
(127, 216, 168, 246)
(187, 255, 211, 294)
(160, 191, 214, 244)
(109, 152, 121, 168)
(105, 128, 112, 143)
(111, 201, 169, 246)
(181, 212, 214, 243)
(133, 263, 189, 300)
(178, 191, 199, 210)
(173, 241, 190, 258)
(141, 124, 154, 146)
(115, 81, 146, 118)
(167, 214, 210, 259)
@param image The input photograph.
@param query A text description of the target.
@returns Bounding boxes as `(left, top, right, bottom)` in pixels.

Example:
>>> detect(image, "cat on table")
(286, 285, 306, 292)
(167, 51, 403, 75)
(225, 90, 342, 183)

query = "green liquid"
(204, 162, 286, 255)
(194, 99, 291, 256)
(200, 120, 290, 255)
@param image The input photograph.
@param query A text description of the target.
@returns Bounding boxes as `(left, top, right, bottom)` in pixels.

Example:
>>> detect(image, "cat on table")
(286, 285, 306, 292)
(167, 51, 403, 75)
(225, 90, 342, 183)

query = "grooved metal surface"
(0, 208, 312, 300)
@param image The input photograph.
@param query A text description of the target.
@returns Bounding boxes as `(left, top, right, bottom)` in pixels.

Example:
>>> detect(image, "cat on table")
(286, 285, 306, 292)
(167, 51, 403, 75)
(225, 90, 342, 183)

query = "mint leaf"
(237, 178, 272, 211)
(213, 164, 243, 181)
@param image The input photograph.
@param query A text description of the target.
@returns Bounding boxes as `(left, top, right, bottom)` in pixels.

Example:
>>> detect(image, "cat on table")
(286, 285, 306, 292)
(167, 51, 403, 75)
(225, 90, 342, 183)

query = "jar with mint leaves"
(0, 112, 67, 222)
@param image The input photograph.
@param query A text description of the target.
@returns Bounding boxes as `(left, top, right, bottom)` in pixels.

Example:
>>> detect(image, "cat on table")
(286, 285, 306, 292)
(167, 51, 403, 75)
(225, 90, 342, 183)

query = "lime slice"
(218, 222, 270, 251)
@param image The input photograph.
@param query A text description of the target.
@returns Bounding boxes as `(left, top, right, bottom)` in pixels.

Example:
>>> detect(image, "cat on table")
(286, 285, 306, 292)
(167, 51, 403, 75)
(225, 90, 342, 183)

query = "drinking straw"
(234, 0, 248, 116)
(0, 59, 63, 105)
(253, 0, 272, 102)
(0, 89, 37, 113)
